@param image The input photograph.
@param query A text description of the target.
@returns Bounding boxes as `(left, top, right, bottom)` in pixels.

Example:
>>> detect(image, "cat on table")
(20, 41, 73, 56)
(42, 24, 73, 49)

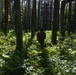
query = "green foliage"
(0, 30, 76, 75)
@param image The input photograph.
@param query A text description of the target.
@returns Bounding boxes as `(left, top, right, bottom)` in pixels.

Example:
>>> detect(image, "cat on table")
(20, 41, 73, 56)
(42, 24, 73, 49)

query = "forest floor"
(0, 30, 76, 75)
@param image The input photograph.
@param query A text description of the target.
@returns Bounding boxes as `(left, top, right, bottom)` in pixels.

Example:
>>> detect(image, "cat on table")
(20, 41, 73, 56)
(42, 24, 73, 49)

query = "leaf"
(2, 54, 10, 59)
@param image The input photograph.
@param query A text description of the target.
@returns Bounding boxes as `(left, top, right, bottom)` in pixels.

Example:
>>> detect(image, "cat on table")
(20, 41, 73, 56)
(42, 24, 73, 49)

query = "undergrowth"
(0, 30, 76, 75)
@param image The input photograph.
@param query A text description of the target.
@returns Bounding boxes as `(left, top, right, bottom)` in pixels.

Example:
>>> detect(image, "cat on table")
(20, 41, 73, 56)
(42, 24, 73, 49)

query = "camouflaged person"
(37, 28, 46, 47)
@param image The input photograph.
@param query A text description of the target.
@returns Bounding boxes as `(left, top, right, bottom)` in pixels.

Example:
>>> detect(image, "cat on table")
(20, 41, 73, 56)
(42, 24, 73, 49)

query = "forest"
(0, 0, 76, 75)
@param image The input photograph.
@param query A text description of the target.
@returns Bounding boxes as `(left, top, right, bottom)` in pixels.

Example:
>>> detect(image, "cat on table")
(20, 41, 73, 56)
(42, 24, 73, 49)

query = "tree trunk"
(4, 0, 8, 36)
(31, 0, 36, 38)
(0, 0, 2, 21)
(50, 1, 52, 30)
(61, 1, 66, 37)
(68, 2, 72, 34)
(23, 6, 27, 32)
(37, 0, 40, 30)
(14, 0, 23, 50)
(73, 0, 76, 33)
(51, 0, 59, 45)
(27, 0, 31, 31)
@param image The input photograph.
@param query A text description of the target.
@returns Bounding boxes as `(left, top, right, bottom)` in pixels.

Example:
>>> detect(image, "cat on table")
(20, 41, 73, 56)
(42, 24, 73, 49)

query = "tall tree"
(23, 5, 27, 31)
(14, 0, 23, 50)
(37, 0, 40, 30)
(27, 0, 31, 31)
(61, 1, 66, 37)
(51, 0, 59, 44)
(64, 5, 68, 32)
(50, 1, 52, 30)
(31, 0, 36, 38)
(0, 0, 3, 27)
(43, 1, 50, 30)
(61, 0, 74, 36)
(4, 0, 9, 36)
(68, 1, 72, 34)
(0, 0, 2, 20)
(73, 0, 76, 33)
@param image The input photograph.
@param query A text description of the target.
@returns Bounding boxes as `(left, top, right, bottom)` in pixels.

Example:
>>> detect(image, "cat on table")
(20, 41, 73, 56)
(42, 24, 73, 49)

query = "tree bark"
(31, 0, 36, 38)
(51, 0, 59, 45)
(68, 2, 72, 34)
(50, 1, 52, 30)
(61, 1, 66, 37)
(4, 0, 8, 36)
(27, 0, 31, 31)
(14, 0, 23, 50)
(37, 0, 40, 30)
